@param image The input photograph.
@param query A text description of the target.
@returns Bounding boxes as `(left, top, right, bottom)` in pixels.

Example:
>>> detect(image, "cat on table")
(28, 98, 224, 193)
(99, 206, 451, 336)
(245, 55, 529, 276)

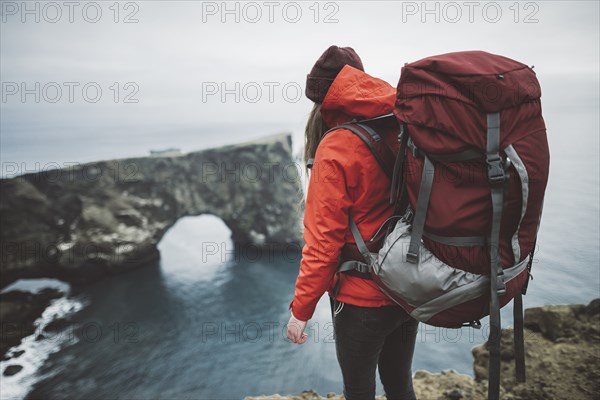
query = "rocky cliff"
(0, 134, 304, 287)
(246, 299, 600, 400)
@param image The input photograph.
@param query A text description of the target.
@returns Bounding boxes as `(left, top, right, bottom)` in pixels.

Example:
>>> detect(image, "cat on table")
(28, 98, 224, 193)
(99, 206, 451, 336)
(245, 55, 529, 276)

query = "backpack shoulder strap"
(307, 121, 395, 181)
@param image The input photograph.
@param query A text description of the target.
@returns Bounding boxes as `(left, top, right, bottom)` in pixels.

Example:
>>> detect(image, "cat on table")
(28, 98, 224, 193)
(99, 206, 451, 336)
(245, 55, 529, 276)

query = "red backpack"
(393, 50, 548, 398)
(390, 51, 548, 317)
(330, 51, 549, 400)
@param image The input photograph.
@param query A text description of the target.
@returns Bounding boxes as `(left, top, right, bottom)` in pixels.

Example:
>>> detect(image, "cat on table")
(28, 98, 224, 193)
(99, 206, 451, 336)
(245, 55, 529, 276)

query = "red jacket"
(290, 65, 399, 321)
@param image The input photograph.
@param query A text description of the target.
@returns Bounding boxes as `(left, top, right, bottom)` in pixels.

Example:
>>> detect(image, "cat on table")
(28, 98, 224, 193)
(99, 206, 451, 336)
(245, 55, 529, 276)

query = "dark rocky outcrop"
(0, 134, 304, 287)
(246, 299, 600, 400)
(3, 364, 23, 376)
(0, 288, 65, 359)
(42, 316, 71, 333)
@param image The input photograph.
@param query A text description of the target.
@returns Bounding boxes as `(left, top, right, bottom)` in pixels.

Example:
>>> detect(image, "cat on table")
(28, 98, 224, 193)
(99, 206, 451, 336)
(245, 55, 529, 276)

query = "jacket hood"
(320, 65, 396, 128)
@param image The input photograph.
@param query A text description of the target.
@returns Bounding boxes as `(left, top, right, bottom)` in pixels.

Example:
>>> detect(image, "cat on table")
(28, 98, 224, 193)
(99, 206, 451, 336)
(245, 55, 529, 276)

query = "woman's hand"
(286, 312, 309, 344)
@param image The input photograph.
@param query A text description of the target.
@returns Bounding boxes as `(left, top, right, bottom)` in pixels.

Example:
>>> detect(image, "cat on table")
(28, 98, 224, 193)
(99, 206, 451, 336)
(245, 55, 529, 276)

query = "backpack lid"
(397, 51, 541, 113)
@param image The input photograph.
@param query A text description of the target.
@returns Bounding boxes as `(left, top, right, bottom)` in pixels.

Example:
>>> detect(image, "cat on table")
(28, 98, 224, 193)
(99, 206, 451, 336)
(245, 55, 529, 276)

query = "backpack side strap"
(486, 111, 507, 400)
(408, 137, 482, 163)
(348, 214, 375, 265)
(422, 231, 487, 247)
(513, 293, 526, 383)
(406, 155, 435, 264)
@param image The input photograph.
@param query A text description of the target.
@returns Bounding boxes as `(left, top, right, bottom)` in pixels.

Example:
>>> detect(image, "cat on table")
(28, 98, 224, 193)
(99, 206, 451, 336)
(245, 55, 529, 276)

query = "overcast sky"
(1, 0, 599, 168)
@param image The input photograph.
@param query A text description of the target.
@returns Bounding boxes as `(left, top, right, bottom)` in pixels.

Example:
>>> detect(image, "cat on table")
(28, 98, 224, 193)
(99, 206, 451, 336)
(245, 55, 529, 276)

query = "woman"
(286, 45, 419, 400)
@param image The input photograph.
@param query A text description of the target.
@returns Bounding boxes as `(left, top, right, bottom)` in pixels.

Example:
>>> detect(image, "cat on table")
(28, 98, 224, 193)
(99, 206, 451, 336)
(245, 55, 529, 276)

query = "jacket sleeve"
(289, 132, 354, 321)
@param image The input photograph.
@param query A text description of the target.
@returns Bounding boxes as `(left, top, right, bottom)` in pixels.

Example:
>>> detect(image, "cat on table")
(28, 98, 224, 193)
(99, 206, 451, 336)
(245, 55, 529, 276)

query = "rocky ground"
(0, 288, 65, 360)
(246, 299, 600, 400)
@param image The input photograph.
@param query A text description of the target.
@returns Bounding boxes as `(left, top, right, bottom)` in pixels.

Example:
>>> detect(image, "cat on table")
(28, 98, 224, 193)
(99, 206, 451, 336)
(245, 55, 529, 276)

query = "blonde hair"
(303, 103, 327, 173)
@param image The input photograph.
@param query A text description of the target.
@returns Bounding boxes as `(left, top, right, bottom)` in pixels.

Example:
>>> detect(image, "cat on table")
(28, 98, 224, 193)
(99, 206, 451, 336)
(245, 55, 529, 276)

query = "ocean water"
(0, 76, 598, 399)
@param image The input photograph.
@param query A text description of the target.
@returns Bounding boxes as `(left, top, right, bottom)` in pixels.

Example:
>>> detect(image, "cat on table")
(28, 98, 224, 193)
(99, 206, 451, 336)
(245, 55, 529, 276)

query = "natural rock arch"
(0, 134, 304, 287)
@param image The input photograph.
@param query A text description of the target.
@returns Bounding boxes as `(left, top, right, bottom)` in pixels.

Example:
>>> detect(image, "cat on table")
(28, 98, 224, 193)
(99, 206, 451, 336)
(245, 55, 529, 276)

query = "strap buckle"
(496, 269, 507, 295)
(406, 246, 419, 264)
(486, 154, 506, 184)
(355, 262, 371, 274)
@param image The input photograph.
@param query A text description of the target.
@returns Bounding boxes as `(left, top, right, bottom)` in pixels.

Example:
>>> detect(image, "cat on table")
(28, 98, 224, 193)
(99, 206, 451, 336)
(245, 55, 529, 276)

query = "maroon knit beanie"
(305, 45, 364, 103)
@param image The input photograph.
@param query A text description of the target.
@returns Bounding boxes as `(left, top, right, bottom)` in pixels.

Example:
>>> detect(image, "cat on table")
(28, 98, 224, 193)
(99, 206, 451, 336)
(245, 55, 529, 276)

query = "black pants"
(330, 298, 419, 400)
